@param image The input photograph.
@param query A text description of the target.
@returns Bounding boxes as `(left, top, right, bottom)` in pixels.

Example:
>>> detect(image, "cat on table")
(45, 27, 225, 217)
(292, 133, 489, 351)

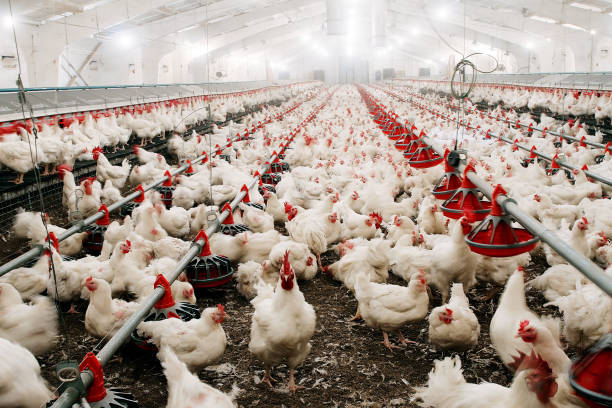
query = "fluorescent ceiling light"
(529, 15, 557, 24)
(590, 29, 597, 34)
(437, 8, 447, 19)
(569, 2, 602, 12)
(177, 24, 198, 33)
(562, 23, 588, 31)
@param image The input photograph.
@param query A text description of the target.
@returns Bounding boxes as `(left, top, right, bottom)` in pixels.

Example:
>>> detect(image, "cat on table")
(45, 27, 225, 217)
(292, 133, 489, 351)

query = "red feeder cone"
(131, 274, 200, 350)
(218, 202, 250, 235)
(440, 164, 491, 220)
(75, 352, 139, 408)
(83, 205, 111, 256)
(185, 230, 234, 288)
(121, 184, 145, 216)
(155, 170, 175, 209)
(569, 333, 612, 408)
(241, 184, 264, 210)
(433, 149, 463, 200)
(465, 184, 539, 257)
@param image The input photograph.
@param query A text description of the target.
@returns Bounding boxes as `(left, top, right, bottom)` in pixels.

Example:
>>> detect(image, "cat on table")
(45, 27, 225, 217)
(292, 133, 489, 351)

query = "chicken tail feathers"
(412, 356, 466, 407)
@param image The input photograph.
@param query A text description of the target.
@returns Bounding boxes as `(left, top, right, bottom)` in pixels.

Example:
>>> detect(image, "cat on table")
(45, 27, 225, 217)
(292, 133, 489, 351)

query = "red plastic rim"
(466, 227, 538, 257)
(191, 275, 233, 288)
(432, 188, 458, 200)
(408, 157, 444, 168)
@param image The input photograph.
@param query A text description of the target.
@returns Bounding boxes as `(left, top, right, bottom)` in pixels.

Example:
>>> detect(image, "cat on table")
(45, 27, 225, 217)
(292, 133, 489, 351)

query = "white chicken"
(137, 304, 226, 371)
(249, 252, 316, 392)
(0, 283, 58, 355)
(0, 338, 54, 408)
(428, 283, 480, 350)
(354, 270, 429, 350)
(84, 277, 140, 338)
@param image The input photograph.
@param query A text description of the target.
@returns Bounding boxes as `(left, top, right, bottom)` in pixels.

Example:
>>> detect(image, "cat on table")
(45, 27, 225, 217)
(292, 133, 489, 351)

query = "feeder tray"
(440, 164, 491, 220)
(45, 353, 140, 408)
(258, 184, 276, 195)
(154, 171, 174, 209)
(569, 333, 612, 408)
(219, 154, 231, 163)
(407, 140, 444, 169)
(185, 230, 235, 288)
(433, 150, 463, 200)
(388, 124, 404, 140)
(394, 137, 411, 151)
(277, 153, 285, 160)
(83, 205, 111, 256)
(465, 184, 539, 257)
(403, 134, 424, 158)
(240, 184, 264, 210)
(131, 275, 200, 350)
(218, 202, 250, 236)
(595, 154, 606, 164)
(270, 162, 289, 173)
(121, 184, 146, 216)
(261, 172, 281, 185)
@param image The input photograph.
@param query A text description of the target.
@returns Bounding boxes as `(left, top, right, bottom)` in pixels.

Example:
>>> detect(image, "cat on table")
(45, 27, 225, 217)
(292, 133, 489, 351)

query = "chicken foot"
(10, 172, 24, 184)
(317, 253, 323, 271)
(66, 303, 79, 314)
(397, 331, 417, 345)
(287, 369, 303, 393)
(382, 331, 400, 351)
(349, 306, 362, 321)
(261, 367, 277, 387)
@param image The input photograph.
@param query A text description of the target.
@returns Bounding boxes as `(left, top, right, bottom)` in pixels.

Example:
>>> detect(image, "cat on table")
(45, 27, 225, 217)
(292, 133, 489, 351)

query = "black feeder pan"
(219, 223, 250, 235)
(120, 201, 139, 217)
(277, 153, 285, 160)
(270, 162, 290, 173)
(219, 154, 231, 163)
(185, 230, 235, 288)
(83, 224, 107, 256)
(261, 172, 281, 185)
(244, 202, 264, 210)
(569, 333, 612, 408)
(131, 274, 200, 351)
(46, 390, 139, 408)
(154, 185, 174, 209)
(258, 184, 276, 195)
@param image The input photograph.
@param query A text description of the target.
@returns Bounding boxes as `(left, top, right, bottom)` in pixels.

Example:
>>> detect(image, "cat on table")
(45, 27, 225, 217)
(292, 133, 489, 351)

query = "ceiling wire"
(7, 0, 72, 360)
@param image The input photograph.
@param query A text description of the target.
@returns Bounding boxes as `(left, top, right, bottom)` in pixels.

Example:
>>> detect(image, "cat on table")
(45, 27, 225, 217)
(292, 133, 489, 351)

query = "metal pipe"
(49, 92, 330, 408)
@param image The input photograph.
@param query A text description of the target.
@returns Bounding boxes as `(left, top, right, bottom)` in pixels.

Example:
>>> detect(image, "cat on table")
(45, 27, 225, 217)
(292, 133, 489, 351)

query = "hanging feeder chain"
(49, 91, 334, 408)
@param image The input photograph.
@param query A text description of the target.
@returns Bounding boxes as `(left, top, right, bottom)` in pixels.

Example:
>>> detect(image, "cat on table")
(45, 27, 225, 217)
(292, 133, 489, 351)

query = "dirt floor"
(37, 246, 570, 408)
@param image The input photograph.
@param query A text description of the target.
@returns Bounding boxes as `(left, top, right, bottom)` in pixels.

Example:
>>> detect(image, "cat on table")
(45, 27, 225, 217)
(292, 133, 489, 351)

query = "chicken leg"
(382, 331, 400, 351)
(11, 173, 24, 184)
(398, 331, 417, 345)
(317, 253, 323, 271)
(287, 369, 303, 393)
(66, 303, 79, 314)
(349, 306, 362, 321)
(261, 366, 276, 387)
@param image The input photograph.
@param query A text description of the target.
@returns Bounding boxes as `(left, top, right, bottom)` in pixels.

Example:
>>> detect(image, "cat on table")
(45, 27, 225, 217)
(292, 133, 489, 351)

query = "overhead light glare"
(569, 2, 602, 12)
(411, 27, 419, 35)
(116, 33, 132, 49)
(525, 42, 533, 49)
(3, 15, 12, 28)
(436, 7, 447, 19)
(562, 23, 588, 32)
(546, 37, 552, 42)
(178, 24, 198, 33)
(529, 15, 557, 24)
(590, 29, 597, 35)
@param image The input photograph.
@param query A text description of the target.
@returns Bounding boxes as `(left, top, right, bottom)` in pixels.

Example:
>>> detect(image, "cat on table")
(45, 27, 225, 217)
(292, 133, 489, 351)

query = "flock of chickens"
(406, 79, 612, 121)
(0, 85, 295, 184)
(0, 81, 610, 408)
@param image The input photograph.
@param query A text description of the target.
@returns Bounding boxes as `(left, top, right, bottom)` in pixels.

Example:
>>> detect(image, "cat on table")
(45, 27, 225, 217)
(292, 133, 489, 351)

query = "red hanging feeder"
(569, 333, 612, 408)
(155, 170, 175, 209)
(440, 164, 491, 220)
(185, 230, 235, 288)
(83, 204, 111, 256)
(120, 184, 145, 217)
(241, 184, 264, 210)
(465, 184, 539, 257)
(433, 149, 463, 200)
(403, 130, 426, 158)
(406, 139, 444, 168)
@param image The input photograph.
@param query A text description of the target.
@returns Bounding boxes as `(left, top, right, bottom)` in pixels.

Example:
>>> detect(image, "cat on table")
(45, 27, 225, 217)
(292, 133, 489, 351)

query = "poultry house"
(0, 76, 611, 408)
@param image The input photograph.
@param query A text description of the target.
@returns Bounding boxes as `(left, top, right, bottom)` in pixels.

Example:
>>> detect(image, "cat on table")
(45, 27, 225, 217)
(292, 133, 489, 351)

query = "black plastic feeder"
(185, 230, 235, 288)
(241, 184, 264, 210)
(83, 205, 110, 256)
(47, 352, 139, 408)
(131, 274, 200, 350)
(120, 184, 145, 217)
(218, 202, 250, 235)
(154, 170, 174, 209)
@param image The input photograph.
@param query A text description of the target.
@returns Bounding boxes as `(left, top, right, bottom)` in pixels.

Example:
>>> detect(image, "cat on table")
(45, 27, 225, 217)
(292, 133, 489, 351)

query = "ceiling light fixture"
(529, 15, 557, 24)
(178, 24, 199, 33)
(569, 2, 602, 12)
(436, 8, 447, 19)
(562, 23, 588, 32)
(590, 29, 597, 35)
(3, 15, 12, 28)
